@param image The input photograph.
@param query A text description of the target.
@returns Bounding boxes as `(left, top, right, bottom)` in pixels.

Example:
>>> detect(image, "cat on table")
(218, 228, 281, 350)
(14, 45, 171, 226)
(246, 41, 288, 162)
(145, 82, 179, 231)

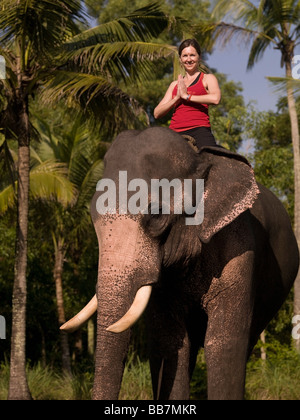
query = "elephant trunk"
(92, 214, 161, 399)
(93, 314, 131, 399)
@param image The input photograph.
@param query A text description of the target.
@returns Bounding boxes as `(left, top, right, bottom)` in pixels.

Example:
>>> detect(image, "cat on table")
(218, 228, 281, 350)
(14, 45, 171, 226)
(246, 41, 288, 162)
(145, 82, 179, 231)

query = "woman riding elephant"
(154, 38, 221, 149)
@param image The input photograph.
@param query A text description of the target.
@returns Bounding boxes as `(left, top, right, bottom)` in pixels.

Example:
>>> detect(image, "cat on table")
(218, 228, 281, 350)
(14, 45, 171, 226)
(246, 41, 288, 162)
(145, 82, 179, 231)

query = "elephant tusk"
(60, 295, 97, 333)
(106, 285, 152, 333)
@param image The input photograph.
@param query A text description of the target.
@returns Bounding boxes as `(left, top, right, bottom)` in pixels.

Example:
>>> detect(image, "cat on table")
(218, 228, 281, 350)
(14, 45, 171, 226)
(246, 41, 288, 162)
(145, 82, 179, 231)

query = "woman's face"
(180, 46, 200, 73)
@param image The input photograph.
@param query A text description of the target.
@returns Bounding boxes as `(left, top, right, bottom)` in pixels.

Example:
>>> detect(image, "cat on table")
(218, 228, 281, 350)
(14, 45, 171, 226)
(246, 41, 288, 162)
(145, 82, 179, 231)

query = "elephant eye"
(141, 209, 173, 239)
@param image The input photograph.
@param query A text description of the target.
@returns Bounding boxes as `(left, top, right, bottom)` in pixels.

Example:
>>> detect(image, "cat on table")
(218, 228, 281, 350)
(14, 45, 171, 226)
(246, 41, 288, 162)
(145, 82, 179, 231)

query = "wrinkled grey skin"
(90, 127, 299, 400)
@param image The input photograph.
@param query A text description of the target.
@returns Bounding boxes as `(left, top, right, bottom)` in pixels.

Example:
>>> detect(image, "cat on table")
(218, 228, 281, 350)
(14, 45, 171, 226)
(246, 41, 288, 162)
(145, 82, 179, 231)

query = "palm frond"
(212, 0, 299, 29)
(62, 40, 176, 82)
(68, 134, 94, 189)
(40, 70, 144, 132)
(267, 76, 300, 94)
(30, 117, 58, 162)
(0, 0, 86, 57)
(210, 0, 299, 69)
(123, 2, 172, 40)
(0, 45, 15, 72)
(0, 183, 16, 213)
(247, 32, 274, 69)
(29, 160, 76, 206)
(0, 159, 76, 213)
(32, 111, 106, 209)
(76, 159, 104, 210)
(262, 0, 300, 27)
(60, 2, 178, 84)
(291, 23, 300, 42)
(0, 138, 17, 189)
(64, 1, 169, 51)
(200, 21, 256, 49)
(212, 0, 258, 25)
(41, 70, 128, 105)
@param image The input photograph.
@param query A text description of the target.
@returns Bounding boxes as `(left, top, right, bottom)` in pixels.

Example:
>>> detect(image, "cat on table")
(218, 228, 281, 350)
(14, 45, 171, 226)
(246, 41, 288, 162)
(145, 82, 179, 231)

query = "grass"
(245, 358, 300, 400)
(1, 350, 300, 400)
(0, 361, 75, 400)
(119, 352, 152, 400)
(0, 356, 151, 400)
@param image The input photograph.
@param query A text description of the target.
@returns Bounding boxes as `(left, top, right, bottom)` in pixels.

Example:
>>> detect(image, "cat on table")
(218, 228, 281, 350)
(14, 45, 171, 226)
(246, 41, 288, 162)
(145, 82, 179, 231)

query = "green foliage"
(190, 350, 208, 400)
(0, 360, 71, 400)
(2, 348, 300, 399)
(85, 0, 211, 27)
(210, 0, 300, 70)
(0, 1, 178, 142)
(0, 0, 85, 60)
(210, 73, 249, 151)
(71, 371, 94, 400)
(119, 352, 153, 400)
(249, 98, 300, 219)
(254, 145, 294, 215)
(0, 213, 15, 313)
(86, 0, 158, 24)
(246, 352, 300, 400)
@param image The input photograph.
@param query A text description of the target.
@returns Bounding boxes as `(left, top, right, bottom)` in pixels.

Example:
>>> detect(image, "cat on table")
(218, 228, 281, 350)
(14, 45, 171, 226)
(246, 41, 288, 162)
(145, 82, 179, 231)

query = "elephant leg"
(203, 251, 255, 400)
(149, 331, 191, 400)
(146, 288, 193, 400)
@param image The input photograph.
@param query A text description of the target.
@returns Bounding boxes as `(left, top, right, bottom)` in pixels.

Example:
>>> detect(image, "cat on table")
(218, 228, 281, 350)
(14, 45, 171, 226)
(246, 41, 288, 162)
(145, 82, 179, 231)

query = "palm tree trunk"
(286, 60, 300, 353)
(53, 236, 72, 374)
(8, 93, 32, 400)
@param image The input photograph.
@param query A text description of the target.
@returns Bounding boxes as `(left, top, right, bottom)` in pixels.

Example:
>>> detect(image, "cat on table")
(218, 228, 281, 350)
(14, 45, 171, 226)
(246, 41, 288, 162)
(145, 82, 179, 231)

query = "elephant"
(61, 126, 299, 400)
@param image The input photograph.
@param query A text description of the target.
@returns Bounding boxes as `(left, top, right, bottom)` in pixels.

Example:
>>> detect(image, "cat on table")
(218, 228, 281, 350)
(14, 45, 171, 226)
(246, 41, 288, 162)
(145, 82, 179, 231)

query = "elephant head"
(61, 127, 259, 399)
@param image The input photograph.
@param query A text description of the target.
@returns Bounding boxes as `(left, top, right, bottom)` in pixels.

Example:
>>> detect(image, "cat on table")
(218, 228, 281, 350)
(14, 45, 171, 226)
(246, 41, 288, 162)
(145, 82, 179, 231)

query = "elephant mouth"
(60, 284, 152, 334)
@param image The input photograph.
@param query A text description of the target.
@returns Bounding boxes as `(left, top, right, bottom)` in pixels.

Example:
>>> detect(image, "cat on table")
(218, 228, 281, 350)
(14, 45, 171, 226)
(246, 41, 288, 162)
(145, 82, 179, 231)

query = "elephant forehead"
(142, 149, 196, 179)
(98, 216, 143, 252)
(94, 214, 160, 270)
(103, 128, 198, 180)
(103, 152, 194, 181)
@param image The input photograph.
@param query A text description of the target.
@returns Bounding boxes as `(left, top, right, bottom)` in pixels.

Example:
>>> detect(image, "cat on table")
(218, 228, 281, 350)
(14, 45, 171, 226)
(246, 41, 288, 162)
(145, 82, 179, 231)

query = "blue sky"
(207, 37, 300, 113)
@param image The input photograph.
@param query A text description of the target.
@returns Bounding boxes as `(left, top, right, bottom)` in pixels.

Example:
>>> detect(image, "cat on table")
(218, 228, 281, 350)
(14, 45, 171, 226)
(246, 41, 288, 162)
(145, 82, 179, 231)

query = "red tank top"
(169, 72, 210, 131)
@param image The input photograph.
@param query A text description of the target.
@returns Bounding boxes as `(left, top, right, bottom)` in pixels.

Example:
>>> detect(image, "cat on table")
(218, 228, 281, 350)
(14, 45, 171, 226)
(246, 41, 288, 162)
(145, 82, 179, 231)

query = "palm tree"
(0, 0, 85, 399)
(0, 137, 75, 386)
(1, 113, 103, 375)
(0, 0, 178, 399)
(0, 142, 75, 213)
(207, 0, 300, 352)
(33, 109, 105, 374)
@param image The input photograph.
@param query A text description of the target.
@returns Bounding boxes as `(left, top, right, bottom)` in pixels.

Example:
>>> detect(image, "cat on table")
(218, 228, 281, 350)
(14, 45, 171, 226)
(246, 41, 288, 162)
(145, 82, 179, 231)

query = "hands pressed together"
(176, 74, 189, 101)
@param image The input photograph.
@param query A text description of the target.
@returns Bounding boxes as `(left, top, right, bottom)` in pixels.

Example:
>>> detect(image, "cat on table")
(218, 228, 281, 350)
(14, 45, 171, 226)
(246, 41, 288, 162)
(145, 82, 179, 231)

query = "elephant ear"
(142, 212, 202, 268)
(163, 220, 202, 267)
(196, 146, 260, 243)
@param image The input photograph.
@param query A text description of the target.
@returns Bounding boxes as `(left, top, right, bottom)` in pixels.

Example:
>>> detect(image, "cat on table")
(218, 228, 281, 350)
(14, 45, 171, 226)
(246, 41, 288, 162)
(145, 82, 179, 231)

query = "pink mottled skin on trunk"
(92, 214, 160, 400)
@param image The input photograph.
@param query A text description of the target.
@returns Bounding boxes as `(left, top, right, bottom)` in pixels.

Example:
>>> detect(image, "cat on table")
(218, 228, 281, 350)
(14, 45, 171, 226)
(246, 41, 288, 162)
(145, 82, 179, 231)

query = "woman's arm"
(179, 73, 221, 105)
(153, 81, 180, 119)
